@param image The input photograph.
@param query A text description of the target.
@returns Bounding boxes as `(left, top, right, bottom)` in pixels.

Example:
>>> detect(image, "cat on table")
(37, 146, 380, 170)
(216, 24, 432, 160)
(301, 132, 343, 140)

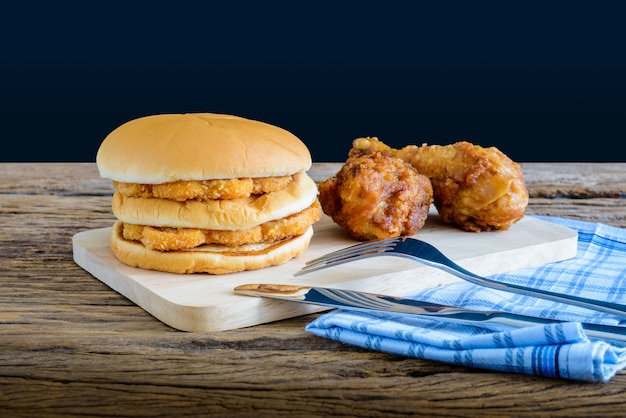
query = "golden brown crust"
(397, 141, 528, 232)
(111, 172, 319, 230)
(113, 175, 293, 201)
(350, 137, 529, 232)
(349, 136, 396, 157)
(318, 152, 433, 241)
(121, 201, 322, 251)
(110, 221, 314, 274)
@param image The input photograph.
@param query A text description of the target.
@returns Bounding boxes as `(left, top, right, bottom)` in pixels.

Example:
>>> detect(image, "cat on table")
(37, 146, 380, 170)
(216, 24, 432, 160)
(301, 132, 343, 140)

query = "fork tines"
(295, 237, 400, 276)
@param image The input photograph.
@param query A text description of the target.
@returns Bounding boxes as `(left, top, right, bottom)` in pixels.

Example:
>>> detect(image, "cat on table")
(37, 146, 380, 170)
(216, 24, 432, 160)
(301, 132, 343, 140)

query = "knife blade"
(234, 283, 626, 343)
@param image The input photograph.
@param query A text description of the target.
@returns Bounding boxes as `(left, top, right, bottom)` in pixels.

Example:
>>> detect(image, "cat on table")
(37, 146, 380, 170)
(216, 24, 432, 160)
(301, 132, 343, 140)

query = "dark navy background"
(2, 2, 625, 162)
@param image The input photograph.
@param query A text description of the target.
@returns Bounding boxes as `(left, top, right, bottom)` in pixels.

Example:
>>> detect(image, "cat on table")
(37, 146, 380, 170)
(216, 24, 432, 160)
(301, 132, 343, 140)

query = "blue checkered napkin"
(305, 217, 626, 382)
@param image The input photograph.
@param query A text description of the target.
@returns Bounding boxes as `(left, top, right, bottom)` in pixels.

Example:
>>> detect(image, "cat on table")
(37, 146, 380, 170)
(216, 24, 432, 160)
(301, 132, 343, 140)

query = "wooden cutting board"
(73, 213, 578, 332)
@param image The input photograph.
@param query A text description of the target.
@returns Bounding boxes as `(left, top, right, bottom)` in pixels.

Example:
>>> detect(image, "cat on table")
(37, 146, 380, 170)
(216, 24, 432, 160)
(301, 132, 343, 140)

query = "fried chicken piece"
(114, 175, 293, 201)
(318, 152, 433, 241)
(121, 201, 322, 251)
(351, 137, 528, 232)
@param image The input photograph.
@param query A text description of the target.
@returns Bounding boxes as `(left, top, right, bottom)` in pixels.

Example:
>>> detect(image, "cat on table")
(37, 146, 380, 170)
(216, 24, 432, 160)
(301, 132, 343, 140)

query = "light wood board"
(73, 214, 578, 332)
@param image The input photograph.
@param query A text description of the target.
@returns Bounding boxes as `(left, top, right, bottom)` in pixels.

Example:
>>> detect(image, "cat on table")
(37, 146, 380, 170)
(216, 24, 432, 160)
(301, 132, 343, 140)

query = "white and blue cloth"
(306, 217, 626, 382)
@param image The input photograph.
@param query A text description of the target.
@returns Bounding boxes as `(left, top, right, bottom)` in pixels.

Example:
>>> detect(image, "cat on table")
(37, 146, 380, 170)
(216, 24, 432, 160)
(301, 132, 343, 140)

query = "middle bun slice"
(112, 172, 319, 230)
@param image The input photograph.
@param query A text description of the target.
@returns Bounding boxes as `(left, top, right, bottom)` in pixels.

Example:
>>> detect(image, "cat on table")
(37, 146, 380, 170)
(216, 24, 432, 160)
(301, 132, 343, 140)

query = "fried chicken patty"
(121, 201, 322, 251)
(318, 152, 433, 241)
(114, 175, 293, 201)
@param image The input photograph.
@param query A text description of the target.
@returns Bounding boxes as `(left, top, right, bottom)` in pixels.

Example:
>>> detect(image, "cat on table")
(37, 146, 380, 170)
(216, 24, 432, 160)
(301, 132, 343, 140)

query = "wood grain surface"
(3, 162, 626, 417)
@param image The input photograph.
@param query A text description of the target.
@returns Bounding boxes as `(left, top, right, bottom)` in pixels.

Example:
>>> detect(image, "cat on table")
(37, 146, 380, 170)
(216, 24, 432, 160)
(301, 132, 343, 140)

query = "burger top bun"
(96, 113, 312, 183)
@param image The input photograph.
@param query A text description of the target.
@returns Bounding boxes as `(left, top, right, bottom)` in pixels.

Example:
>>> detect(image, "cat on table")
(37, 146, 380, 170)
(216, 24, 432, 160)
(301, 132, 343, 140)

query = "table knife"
(234, 283, 626, 343)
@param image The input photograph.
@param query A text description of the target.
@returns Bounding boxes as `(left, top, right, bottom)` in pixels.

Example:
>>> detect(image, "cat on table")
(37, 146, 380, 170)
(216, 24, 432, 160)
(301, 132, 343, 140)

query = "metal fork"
(295, 237, 626, 318)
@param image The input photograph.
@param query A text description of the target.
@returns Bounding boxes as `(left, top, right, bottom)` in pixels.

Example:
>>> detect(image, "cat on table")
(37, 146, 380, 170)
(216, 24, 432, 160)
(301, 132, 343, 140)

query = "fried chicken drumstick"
(318, 152, 433, 241)
(350, 137, 528, 232)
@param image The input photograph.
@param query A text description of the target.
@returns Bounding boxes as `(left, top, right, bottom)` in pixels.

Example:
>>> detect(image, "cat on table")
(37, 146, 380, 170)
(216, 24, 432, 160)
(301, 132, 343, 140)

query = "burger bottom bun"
(110, 221, 314, 274)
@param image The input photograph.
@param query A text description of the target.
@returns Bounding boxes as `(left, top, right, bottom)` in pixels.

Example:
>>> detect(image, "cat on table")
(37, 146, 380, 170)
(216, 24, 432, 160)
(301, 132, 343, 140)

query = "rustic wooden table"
(2, 162, 626, 417)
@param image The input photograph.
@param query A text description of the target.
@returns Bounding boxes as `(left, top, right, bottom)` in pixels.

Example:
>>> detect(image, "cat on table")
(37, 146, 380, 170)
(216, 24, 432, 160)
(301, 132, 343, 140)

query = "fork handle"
(428, 258, 626, 317)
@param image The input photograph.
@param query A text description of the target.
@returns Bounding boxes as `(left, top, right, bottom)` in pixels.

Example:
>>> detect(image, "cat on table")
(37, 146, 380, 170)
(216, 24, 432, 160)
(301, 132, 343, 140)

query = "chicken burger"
(96, 113, 321, 274)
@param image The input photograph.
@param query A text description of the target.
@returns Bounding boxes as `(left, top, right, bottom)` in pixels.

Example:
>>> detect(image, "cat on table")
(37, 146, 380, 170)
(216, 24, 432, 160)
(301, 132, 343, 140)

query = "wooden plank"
(73, 214, 577, 332)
